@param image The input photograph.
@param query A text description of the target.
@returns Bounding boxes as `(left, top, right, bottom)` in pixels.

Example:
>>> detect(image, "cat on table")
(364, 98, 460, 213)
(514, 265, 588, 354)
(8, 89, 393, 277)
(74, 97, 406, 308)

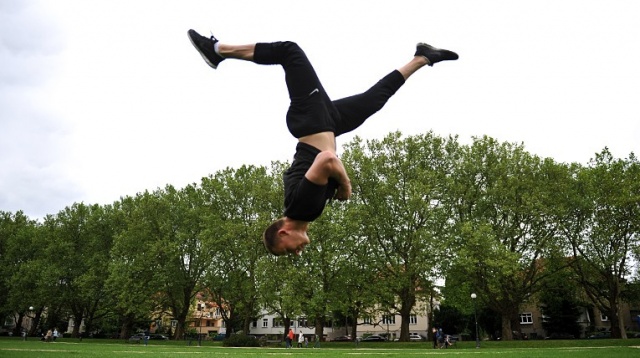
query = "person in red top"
(286, 328, 295, 349)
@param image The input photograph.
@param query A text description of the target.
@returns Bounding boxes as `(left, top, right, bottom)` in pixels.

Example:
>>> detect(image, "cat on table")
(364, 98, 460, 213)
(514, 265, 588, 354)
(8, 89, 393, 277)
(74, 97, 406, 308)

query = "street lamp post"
(24, 306, 35, 341)
(471, 293, 480, 348)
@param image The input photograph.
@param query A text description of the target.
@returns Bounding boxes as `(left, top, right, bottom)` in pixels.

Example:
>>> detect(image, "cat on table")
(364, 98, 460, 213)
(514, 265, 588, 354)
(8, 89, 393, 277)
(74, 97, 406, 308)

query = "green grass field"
(1, 338, 639, 357)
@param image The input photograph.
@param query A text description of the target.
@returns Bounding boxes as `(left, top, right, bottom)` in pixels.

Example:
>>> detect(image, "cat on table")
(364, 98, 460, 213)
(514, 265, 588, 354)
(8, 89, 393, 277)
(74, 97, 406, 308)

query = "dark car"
(128, 333, 147, 342)
(588, 331, 611, 339)
(211, 334, 226, 341)
(332, 335, 352, 342)
(545, 332, 575, 340)
(149, 334, 169, 340)
(361, 335, 387, 342)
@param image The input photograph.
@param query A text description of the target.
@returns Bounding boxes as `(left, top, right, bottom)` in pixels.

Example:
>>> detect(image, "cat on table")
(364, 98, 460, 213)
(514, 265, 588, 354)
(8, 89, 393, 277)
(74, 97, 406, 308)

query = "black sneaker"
(415, 43, 458, 66)
(188, 29, 224, 69)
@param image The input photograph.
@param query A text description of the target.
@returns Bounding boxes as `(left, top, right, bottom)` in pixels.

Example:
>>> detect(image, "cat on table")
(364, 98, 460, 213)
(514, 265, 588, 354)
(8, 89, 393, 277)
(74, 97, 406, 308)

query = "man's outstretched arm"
(305, 151, 352, 201)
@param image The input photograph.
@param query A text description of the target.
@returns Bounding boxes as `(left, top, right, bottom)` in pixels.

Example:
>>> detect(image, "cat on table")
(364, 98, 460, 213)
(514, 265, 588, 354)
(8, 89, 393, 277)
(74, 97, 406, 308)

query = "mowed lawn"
(1, 338, 639, 358)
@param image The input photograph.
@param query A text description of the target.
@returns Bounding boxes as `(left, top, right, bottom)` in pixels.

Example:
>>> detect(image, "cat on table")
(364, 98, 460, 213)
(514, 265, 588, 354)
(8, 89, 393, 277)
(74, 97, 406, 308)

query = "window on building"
(252, 320, 257, 328)
(382, 315, 396, 325)
(262, 318, 269, 328)
(519, 312, 533, 325)
(273, 318, 283, 328)
(298, 317, 308, 327)
(363, 317, 372, 325)
(410, 314, 417, 325)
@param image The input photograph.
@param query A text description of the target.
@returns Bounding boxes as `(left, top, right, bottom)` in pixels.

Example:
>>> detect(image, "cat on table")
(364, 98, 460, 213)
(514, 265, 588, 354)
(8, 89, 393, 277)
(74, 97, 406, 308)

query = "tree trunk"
(283, 317, 291, 340)
(350, 312, 359, 341)
(13, 312, 24, 337)
(501, 314, 513, 340)
(28, 308, 43, 337)
(314, 316, 324, 341)
(609, 302, 627, 339)
(243, 315, 252, 335)
(71, 311, 83, 338)
(398, 285, 416, 341)
(399, 307, 412, 341)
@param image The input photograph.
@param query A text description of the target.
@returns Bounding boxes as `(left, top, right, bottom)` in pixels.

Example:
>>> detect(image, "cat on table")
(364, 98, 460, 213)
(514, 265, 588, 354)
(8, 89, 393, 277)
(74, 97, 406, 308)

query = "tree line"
(1, 132, 638, 340)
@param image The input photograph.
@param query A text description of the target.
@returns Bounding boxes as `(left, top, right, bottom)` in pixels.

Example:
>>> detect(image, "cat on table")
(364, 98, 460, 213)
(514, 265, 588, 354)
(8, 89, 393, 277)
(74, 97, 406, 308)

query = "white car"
(409, 333, 425, 341)
(393, 333, 425, 341)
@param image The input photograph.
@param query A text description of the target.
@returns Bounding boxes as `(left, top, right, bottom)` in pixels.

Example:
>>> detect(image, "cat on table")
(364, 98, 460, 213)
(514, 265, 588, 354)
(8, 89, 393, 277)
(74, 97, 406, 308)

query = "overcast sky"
(2, 0, 639, 219)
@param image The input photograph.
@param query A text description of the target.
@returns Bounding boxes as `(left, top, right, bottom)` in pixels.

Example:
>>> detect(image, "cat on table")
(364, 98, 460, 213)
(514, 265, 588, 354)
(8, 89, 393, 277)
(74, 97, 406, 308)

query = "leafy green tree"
(0, 211, 43, 335)
(539, 262, 583, 338)
(252, 161, 302, 338)
(107, 195, 163, 338)
(343, 132, 455, 341)
(296, 200, 372, 340)
(110, 184, 215, 339)
(445, 136, 567, 340)
(328, 211, 381, 341)
(433, 304, 467, 337)
(201, 165, 274, 336)
(36, 203, 116, 337)
(559, 148, 640, 339)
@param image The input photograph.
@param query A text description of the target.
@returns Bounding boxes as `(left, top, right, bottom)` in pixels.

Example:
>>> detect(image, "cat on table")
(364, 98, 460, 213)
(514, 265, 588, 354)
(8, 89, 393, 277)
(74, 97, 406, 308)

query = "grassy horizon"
(1, 337, 639, 357)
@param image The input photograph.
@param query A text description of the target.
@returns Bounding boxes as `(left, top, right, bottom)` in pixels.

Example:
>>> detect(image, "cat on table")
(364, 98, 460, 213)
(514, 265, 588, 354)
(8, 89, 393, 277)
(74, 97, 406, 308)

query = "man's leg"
(189, 30, 322, 102)
(188, 30, 335, 138)
(332, 43, 457, 137)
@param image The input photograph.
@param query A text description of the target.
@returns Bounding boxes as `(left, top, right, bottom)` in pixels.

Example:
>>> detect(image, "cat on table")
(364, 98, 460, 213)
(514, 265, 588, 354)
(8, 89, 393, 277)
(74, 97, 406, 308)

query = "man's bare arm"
(305, 151, 352, 200)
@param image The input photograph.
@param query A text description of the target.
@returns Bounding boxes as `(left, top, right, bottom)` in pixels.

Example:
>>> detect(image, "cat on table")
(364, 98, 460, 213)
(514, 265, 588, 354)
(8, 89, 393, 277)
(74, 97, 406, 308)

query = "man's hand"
(335, 180, 352, 201)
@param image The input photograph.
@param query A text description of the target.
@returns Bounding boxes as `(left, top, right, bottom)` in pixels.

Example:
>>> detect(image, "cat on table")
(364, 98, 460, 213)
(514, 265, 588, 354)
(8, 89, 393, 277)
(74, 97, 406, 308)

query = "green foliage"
(444, 136, 570, 340)
(222, 334, 260, 347)
(1, 132, 637, 344)
(557, 148, 640, 338)
(538, 259, 583, 338)
(343, 131, 455, 340)
(433, 304, 467, 335)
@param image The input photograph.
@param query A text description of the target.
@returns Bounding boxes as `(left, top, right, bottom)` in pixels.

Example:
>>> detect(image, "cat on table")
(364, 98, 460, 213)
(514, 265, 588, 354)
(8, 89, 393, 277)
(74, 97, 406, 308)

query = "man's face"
(278, 230, 310, 256)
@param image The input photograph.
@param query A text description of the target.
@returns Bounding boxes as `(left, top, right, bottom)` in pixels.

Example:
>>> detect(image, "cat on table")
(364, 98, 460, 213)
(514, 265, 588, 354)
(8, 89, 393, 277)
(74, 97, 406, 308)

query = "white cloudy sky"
(2, 0, 639, 219)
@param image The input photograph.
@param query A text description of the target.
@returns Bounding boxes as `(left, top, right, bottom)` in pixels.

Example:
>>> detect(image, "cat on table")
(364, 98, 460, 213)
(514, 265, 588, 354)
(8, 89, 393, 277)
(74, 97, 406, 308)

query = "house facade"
(518, 301, 640, 339)
(188, 298, 431, 341)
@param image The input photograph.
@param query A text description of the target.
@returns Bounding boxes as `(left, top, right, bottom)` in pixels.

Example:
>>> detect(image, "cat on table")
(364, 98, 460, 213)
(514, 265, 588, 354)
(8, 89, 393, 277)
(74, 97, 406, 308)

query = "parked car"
(409, 333, 426, 341)
(332, 335, 352, 342)
(211, 334, 226, 341)
(545, 332, 575, 340)
(588, 331, 611, 339)
(393, 333, 426, 341)
(128, 333, 148, 342)
(361, 335, 387, 342)
(149, 334, 169, 340)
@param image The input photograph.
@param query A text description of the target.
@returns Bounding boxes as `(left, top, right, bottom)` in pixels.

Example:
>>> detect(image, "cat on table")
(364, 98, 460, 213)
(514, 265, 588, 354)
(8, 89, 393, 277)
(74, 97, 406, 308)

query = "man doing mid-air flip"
(188, 29, 458, 256)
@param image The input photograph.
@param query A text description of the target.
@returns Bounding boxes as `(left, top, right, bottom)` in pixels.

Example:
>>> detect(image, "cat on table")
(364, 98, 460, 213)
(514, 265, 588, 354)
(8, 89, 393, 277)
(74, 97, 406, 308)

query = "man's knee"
(274, 41, 307, 68)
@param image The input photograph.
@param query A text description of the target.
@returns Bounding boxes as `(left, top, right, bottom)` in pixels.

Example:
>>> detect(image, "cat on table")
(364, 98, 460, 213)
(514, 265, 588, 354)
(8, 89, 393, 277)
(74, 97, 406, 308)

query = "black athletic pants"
(253, 41, 406, 138)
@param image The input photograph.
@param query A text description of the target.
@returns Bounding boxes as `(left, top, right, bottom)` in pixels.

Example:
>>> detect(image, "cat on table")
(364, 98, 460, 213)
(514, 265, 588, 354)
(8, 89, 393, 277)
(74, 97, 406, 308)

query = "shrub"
(222, 334, 260, 347)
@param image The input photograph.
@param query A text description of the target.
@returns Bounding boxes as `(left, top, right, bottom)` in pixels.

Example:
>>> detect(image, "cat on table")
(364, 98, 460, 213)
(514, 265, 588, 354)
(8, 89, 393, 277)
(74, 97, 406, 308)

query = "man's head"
(263, 217, 310, 256)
